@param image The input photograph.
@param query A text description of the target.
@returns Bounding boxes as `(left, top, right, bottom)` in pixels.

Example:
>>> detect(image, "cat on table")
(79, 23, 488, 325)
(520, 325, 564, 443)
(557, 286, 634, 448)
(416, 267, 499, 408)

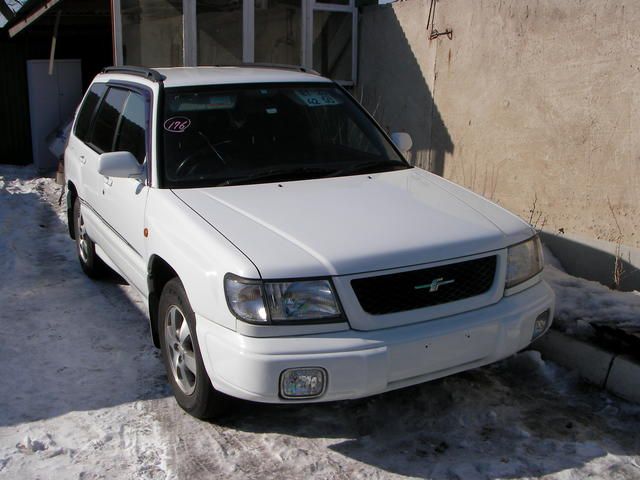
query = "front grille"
(351, 255, 497, 315)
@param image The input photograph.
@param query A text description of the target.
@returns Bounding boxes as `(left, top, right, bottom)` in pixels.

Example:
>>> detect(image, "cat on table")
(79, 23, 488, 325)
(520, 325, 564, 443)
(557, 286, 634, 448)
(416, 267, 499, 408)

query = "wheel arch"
(147, 254, 180, 348)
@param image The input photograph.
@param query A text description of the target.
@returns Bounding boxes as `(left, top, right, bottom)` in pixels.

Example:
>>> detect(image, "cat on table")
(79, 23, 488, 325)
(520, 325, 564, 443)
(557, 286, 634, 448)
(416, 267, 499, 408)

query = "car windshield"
(161, 83, 409, 188)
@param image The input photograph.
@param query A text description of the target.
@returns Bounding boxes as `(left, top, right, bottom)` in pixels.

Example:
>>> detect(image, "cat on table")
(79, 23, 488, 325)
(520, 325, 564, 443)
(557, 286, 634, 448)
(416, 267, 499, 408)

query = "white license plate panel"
(387, 322, 499, 382)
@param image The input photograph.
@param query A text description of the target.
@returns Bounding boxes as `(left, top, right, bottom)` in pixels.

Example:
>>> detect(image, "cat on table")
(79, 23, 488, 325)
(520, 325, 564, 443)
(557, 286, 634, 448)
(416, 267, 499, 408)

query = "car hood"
(172, 168, 534, 278)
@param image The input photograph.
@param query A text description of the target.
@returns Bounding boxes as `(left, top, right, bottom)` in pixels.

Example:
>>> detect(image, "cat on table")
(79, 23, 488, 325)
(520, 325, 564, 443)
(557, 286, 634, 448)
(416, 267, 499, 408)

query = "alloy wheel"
(77, 211, 90, 263)
(164, 305, 197, 395)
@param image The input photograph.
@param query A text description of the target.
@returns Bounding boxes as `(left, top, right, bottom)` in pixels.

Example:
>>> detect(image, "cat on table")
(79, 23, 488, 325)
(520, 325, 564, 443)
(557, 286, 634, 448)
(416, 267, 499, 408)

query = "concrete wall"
(356, 0, 451, 173)
(359, 0, 640, 253)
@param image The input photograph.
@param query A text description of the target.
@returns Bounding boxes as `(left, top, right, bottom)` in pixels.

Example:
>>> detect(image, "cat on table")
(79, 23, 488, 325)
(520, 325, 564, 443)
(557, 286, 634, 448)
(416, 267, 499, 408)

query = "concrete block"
(532, 330, 614, 387)
(540, 231, 640, 292)
(605, 355, 640, 404)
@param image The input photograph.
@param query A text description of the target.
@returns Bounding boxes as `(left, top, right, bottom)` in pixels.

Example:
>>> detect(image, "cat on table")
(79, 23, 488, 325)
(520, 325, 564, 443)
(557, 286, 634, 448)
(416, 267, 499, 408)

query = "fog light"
(280, 368, 327, 399)
(532, 310, 550, 340)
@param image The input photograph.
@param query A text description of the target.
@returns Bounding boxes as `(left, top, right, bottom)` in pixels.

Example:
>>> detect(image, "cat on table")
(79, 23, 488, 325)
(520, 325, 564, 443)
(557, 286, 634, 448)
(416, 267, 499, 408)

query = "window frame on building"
(111, 0, 358, 84)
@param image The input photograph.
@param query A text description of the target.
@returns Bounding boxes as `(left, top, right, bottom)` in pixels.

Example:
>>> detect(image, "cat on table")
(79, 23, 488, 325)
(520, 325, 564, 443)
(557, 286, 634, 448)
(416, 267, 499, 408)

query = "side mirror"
(98, 151, 143, 179)
(390, 132, 413, 153)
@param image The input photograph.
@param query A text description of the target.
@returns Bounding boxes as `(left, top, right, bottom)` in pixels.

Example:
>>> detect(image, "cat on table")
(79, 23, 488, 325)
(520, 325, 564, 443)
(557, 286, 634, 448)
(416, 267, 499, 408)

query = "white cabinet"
(26, 59, 82, 171)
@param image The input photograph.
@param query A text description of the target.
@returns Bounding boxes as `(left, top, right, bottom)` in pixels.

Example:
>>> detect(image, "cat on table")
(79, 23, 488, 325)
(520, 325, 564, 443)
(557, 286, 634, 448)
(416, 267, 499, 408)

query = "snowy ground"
(1, 165, 639, 479)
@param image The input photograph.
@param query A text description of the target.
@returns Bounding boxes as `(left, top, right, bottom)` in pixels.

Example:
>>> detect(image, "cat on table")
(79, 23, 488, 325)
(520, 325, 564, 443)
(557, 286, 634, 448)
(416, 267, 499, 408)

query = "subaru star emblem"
(414, 277, 455, 292)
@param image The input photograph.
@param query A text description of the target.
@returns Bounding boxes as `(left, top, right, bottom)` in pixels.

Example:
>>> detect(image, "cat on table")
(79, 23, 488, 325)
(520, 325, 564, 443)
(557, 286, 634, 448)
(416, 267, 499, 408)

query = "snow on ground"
(1, 165, 639, 479)
(542, 247, 640, 337)
(0, 166, 170, 478)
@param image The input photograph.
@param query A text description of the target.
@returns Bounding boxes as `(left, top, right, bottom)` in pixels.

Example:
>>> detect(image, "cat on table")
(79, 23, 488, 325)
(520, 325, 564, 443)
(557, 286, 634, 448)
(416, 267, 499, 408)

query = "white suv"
(65, 65, 554, 418)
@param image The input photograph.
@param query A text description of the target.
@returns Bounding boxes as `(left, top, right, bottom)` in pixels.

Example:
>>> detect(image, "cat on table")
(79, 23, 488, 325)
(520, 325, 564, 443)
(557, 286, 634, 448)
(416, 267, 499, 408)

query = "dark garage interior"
(0, 0, 112, 165)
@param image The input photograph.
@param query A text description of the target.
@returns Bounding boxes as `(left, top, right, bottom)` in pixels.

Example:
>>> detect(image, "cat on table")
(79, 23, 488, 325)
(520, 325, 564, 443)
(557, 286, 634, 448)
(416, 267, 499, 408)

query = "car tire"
(158, 277, 229, 419)
(73, 197, 106, 278)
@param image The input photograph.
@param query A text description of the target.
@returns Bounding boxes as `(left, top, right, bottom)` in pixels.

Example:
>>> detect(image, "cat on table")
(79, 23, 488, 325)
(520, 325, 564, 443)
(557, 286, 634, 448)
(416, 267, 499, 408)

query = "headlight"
(264, 281, 340, 321)
(224, 275, 342, 324)
(505, 235, 544, 289)
(224, 276, 267, 322)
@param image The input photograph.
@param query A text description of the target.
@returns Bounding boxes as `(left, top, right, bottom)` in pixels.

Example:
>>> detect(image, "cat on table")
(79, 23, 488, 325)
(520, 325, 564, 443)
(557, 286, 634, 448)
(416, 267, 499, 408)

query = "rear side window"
(74, 83, 107, 142)
(115, 92, 147, 164)
(89, 88, 129, 153)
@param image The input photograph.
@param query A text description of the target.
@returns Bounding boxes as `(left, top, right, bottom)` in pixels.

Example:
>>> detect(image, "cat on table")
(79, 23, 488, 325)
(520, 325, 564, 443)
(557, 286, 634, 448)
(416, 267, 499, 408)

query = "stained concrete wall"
(359, 0, 640, 254)
(356, 0, 451, 173)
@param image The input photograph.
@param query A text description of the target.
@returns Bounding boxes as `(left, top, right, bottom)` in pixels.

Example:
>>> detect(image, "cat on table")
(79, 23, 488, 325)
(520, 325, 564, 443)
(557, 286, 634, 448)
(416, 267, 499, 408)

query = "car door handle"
(79, 155, 86, 165)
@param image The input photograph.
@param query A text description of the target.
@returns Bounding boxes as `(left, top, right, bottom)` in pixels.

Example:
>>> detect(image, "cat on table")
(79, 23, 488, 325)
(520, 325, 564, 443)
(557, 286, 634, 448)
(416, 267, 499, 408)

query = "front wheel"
(158, 278, 229, 419)
(73, 197, 106, 278)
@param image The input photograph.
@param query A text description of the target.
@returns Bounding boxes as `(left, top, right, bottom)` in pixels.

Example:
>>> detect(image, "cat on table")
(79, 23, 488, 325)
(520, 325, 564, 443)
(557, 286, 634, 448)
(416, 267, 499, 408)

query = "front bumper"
(196, 280, 554, 403)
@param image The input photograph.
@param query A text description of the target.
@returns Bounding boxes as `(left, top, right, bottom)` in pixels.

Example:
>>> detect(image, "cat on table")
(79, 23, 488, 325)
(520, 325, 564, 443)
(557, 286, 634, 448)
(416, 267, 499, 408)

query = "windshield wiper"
(330, 160, 410, 177)
(216, 161, 409, 187)
(218, 166, 339, 186)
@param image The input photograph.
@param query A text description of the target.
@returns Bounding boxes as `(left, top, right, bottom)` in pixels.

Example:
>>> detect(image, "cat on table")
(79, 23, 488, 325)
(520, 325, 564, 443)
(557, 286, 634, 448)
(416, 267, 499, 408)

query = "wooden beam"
(9, 0, 62, 38)
(48, 9, 61, 75)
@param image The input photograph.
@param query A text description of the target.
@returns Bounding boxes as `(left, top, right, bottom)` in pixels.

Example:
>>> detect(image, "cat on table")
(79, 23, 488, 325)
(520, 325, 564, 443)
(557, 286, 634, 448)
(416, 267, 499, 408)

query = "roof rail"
(216, 63, 321, 76)
(102, 66, 166, 82)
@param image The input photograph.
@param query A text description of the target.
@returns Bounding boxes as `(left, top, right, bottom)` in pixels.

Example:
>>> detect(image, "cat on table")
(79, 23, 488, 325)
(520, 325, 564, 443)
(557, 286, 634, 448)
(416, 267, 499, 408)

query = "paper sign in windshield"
(295, 90, 340, 107)
(206, 95, 236, 109)
(176, 95, 237, 111)
(164, 117, 191, 133)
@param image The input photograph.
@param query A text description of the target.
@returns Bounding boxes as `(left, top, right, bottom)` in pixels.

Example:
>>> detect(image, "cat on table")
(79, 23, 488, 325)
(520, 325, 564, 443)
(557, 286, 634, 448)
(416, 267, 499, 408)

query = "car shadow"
(213, 355, 639, 479)
(0, 167, 169, 428)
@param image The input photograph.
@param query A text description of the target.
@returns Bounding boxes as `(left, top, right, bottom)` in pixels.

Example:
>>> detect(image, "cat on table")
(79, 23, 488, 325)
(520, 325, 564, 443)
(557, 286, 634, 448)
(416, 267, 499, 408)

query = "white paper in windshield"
(175, 95, 237, 111)
(294, 90, 341, 107)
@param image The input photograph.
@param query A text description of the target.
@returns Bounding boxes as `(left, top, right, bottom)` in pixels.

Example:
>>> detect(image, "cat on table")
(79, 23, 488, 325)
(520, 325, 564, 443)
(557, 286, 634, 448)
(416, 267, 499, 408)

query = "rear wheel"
(158, 277, 229, 419)
(73, 197, 106, 278)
